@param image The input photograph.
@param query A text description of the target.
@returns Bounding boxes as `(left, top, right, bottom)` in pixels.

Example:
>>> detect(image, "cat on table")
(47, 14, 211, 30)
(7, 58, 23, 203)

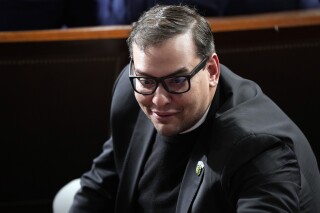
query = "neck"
(180, 103, 211, 134)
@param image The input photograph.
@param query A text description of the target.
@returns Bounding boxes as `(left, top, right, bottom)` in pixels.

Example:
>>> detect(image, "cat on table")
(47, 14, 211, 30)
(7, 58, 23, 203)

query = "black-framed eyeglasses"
(129, 57, 208, 95)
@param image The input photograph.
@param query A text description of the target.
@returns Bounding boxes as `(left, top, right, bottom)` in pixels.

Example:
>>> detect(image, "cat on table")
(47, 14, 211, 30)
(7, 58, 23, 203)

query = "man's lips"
(152, 110, 177, 117)
(151, 110, 179, 119)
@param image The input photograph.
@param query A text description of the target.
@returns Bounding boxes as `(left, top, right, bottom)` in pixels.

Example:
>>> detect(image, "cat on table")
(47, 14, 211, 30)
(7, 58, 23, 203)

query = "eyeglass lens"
(134, 76, 189, 94)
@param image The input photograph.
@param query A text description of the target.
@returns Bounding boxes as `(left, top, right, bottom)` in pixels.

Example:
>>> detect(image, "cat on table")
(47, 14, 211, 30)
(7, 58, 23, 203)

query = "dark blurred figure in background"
(1, 0, 319, 31)
(100, 0, 320, 25)
(0, 0, 108, 31)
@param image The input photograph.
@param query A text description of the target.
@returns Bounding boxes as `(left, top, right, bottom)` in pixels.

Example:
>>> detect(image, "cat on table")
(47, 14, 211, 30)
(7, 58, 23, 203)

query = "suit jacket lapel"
(176, 153, 207, 213)
(115, 111, 155, 212)
(176, 91, 219, 212)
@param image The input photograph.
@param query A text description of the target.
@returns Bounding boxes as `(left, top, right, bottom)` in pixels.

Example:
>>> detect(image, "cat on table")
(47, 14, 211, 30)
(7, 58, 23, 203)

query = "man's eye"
(139, 78, 155, 85)
(168, 77, 187, 84)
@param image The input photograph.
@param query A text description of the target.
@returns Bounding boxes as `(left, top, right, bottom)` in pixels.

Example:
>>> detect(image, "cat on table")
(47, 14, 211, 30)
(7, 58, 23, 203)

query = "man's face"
(132, 32, 219, 136)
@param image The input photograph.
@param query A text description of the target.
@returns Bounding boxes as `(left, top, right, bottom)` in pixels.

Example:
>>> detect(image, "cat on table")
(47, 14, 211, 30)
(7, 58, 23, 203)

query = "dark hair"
(127, 4, 215, 59)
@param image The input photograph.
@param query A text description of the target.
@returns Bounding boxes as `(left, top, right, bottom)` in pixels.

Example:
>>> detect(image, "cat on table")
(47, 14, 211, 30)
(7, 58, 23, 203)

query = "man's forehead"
(132, 32, 195, 54)
(132, 61, 189, 78)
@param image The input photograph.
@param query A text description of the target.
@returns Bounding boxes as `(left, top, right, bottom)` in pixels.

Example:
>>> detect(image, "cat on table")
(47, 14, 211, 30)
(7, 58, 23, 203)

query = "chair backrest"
(0, 26, 130, 212)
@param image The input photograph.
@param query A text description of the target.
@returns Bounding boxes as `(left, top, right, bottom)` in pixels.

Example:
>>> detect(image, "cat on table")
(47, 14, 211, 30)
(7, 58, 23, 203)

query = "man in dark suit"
(69, 5, 320, 212)
(0, 0, 107, 31)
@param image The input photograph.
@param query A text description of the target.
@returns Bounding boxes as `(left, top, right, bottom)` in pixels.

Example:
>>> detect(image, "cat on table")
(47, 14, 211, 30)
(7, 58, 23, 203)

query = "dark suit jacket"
(0, 0, 107, 31)
(70, 64, 320, 212)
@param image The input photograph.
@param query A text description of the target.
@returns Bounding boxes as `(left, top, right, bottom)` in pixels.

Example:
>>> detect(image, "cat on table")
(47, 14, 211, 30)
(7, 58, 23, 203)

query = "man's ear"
(208, 53, 220, 87)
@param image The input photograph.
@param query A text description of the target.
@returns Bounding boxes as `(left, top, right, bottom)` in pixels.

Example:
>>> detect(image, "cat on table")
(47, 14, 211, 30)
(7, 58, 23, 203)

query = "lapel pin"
(196, 161, 204, 176)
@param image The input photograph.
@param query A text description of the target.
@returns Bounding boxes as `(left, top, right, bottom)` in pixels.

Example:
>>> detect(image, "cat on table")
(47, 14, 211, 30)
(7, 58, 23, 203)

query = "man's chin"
(154, 124, 180, 136)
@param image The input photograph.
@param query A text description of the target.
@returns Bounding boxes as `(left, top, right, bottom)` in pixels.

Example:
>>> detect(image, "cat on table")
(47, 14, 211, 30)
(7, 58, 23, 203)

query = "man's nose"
(152, 83, 171, 106)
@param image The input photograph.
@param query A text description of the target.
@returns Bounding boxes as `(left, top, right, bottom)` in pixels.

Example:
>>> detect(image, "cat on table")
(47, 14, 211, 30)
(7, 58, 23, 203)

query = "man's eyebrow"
(135, 67, 190, 78)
